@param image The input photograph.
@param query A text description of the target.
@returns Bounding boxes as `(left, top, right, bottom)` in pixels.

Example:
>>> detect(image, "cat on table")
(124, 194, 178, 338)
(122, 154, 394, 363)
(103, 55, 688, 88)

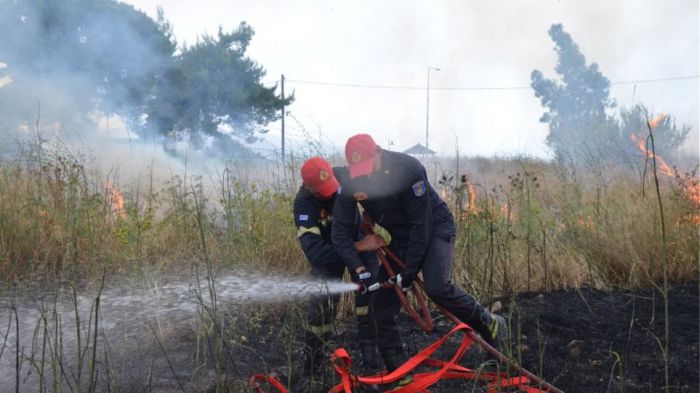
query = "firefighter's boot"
(360, 343, 380, 374)
(486, 312, 507, 351)
(381, 347, 408, 373)
(380, 348, 413, 392)
(357, 343, 381, 392)
(466, 307, 507, 350)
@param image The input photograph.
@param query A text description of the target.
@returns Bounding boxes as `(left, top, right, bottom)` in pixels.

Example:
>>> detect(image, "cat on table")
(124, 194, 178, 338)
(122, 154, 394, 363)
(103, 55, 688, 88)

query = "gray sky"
(125, 0, 699, 158)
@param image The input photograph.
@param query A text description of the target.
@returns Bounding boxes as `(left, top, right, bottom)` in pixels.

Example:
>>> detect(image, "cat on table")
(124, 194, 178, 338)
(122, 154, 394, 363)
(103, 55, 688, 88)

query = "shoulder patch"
(298, 214, 309, 221)
(411, 181, 426, 197)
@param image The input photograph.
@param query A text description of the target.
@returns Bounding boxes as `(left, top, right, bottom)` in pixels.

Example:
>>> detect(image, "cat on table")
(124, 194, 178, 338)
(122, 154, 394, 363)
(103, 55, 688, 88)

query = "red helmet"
(301, 157, 339, 197)
(345, 133, 378, 179)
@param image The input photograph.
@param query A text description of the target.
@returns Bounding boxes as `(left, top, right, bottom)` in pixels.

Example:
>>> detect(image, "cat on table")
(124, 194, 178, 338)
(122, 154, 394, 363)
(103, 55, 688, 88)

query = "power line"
(609, 75, 699, 85)
(285, 74, 699, 91)
(286, 79, 529, 90)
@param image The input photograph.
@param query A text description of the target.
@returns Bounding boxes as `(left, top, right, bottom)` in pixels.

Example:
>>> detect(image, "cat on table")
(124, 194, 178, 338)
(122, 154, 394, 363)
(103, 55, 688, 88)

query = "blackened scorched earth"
(144, 282, 698, 392)
(267, 282, 697, 393)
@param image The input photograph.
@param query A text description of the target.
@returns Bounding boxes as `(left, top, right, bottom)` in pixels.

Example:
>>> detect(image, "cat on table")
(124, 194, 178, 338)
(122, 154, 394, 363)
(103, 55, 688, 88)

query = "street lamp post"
(425, 66, 440, 162)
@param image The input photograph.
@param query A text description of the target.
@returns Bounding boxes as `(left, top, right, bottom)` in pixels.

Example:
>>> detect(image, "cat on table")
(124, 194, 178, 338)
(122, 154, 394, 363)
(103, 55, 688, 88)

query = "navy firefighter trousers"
(371, 216, 487, 352)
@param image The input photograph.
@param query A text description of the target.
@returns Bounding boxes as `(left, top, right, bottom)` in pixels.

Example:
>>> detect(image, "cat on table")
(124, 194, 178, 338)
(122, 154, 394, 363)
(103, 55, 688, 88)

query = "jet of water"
(0, 272, 360, 390)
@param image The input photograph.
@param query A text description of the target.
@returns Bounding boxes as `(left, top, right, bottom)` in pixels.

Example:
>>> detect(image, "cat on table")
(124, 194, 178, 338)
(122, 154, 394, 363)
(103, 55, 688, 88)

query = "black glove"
(357, 270, 380, 294)
(388, 272, 415, 292)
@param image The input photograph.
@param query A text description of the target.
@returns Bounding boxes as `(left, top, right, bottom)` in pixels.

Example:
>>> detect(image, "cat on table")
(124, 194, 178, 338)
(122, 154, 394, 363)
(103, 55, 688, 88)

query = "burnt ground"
(133, 282, 698, 393)
(245, 282, 698, 393)
(506, 282, 698, 392)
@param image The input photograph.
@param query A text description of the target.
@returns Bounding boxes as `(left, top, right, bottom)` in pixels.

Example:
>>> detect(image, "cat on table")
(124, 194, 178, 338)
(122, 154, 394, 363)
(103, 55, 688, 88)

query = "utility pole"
(281, 74, 286, 162)
(425, 66, 440, 162)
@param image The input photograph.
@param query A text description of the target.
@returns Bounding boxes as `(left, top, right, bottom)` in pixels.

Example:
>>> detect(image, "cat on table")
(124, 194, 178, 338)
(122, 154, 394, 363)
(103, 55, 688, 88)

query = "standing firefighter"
(294, 157, 384, 380)
(331, 134, 505, 373)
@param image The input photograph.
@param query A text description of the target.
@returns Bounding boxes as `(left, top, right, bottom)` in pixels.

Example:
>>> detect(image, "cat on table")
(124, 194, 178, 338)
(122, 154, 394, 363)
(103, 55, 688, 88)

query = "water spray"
(0, 272, 362, 389)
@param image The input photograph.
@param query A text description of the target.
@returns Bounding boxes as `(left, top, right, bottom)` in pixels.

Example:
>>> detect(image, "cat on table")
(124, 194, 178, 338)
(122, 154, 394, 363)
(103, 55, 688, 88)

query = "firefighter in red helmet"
(294, 156, 384, 384)
(331, 134, 506, 374)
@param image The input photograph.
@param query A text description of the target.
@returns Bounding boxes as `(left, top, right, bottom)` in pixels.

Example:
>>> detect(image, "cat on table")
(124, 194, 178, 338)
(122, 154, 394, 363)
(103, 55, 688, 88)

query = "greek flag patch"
(299, 214, 309, 221)
(411, 181, 426, 197)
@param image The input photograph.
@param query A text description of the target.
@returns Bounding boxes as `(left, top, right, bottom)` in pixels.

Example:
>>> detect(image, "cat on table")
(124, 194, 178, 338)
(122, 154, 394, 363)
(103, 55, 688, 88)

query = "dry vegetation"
(0, 139, 697, 393)
(0, 141, 697, 295)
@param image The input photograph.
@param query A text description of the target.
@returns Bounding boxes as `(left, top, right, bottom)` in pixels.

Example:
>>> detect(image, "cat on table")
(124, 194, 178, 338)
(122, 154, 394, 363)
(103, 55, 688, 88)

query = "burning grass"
(461, 166, 696, 293)
(0, 137, 697, 392)
(0, 139, 697, 293)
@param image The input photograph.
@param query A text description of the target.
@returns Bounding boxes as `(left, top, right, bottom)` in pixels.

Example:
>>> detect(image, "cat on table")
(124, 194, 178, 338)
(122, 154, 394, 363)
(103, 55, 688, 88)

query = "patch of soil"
(130, 282, 700, 393)
(510, 281, 699, 393)
(241, 282, 698, 393)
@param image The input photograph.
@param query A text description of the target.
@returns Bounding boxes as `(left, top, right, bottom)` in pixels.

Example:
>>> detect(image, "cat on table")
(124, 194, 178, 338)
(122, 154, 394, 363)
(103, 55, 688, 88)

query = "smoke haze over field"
(0, 0, 286, 168)
(0, 0, 696, 166)
(126, 0, 699, 158)
(0, 1, 173, 138)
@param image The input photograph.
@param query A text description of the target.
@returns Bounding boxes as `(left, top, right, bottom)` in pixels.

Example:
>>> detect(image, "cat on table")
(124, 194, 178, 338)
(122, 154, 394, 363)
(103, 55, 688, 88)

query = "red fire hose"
(252, 322, 549, 393)
(374, 245, 434, 332)
(250, 223, 566, 393)
(362, 223, 565, 393)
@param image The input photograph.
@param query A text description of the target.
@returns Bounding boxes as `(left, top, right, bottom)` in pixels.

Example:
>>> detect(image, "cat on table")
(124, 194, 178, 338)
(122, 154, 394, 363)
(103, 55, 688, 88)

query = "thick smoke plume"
(0, 0, 287, 167)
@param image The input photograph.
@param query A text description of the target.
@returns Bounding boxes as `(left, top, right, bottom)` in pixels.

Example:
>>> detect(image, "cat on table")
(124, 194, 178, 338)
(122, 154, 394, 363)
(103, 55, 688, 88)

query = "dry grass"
(0, 141, 697, 297)
(0, 139, 697, 393)
(443, 156, 698, 302)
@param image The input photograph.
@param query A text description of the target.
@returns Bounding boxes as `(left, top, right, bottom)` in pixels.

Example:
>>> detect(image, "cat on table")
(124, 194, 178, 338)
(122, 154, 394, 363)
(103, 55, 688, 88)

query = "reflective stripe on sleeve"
(297, 226, 321, 238)
(355, 306, 369, 316)
(489, 317, 500, 340)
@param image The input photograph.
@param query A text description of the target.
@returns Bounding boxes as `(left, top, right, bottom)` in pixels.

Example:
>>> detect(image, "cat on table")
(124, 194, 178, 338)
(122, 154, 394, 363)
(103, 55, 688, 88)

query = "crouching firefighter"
(331, 134, 506, 376)
(294, 157, 385, 380)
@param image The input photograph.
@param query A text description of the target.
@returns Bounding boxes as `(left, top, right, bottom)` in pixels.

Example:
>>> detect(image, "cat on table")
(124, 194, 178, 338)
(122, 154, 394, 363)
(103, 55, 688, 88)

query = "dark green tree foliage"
(148, 23, 288, 153)
(0, 0, 174, 131)
(0, 1, 288, 158)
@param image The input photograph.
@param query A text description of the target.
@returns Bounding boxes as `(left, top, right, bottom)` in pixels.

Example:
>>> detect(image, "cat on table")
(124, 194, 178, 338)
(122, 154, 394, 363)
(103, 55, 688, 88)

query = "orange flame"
(631, 118, 700, 222)
(577, 215, 594, 230)
(463, 180, 516, 221)
(629, 134, 675, 177)
(106, 181, 126, 219)
(648, 113, 666, 128)
(499, 203, 516, 221)
(466, 182, 477, 212)
(688, 182, 700, 205)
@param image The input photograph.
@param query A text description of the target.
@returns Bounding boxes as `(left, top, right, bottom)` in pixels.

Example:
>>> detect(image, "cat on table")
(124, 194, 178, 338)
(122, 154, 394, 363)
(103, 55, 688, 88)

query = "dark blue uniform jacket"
(332, 150, 452, 274)
(293, 167, 347, 267)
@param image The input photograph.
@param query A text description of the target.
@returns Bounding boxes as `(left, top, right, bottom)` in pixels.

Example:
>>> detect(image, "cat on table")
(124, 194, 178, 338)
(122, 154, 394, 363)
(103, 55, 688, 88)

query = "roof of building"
(402, 143, 436, 155)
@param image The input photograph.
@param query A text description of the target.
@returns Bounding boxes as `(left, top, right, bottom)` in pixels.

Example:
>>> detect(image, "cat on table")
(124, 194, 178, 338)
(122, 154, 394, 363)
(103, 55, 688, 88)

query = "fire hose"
(253, 323, 537, 393)
(251, 225, 566, 393)
(362, 223, 564, 393)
